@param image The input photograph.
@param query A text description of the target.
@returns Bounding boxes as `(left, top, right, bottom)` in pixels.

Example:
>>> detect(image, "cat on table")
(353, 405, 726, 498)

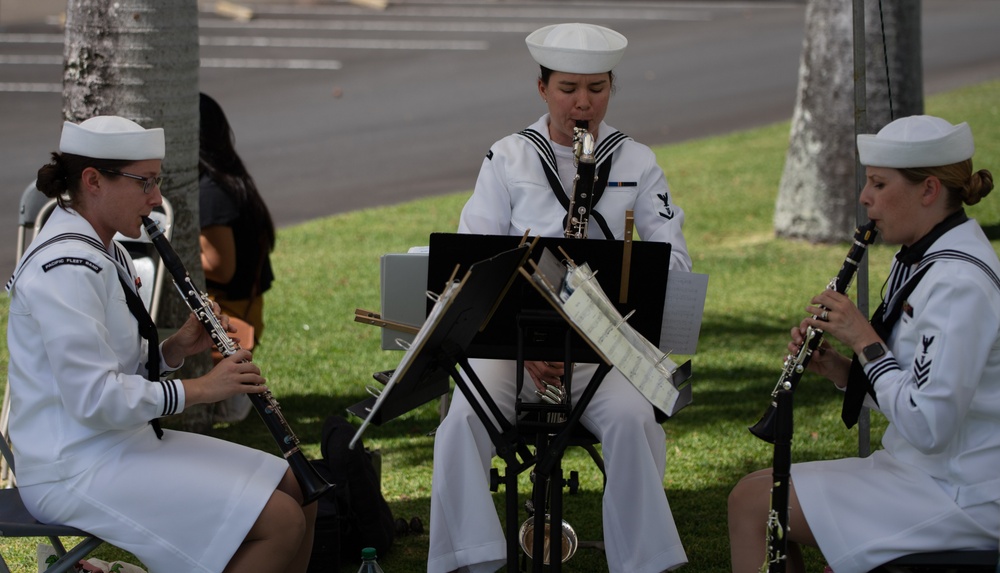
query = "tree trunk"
(774, 0, 922, 243)
(63, 0, 214, 431)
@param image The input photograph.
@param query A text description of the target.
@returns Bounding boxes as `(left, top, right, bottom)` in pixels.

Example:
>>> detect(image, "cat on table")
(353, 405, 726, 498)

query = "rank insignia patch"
(913, 333, 936, 388)
(656, 192, 675, 220)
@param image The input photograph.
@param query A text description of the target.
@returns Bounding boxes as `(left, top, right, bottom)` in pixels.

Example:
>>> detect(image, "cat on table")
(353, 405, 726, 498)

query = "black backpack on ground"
(307, 415, 394, 572)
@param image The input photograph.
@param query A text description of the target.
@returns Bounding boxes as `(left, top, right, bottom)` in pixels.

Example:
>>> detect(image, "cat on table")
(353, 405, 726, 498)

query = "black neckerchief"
(516, 128, 631, 240)
(117, 275, 163, 439)
(895, 209, 968, 266)
(842, 209, 969, 428)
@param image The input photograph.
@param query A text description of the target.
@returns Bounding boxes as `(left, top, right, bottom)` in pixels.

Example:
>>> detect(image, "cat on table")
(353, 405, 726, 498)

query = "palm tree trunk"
(774, 0, 921, 243)
(63, 0, 213, 431)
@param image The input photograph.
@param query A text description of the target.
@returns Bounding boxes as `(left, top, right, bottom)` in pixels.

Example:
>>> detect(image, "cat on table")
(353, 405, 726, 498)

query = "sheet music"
(660, 270, 709, 355)
(350, 277, 464, 449)
(530, 249, 681, 414)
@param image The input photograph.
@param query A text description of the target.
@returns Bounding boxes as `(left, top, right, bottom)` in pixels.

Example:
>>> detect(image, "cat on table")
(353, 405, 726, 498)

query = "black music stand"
(351, 234, 692, 571)
(427, 233, 672, 363)
(426, 234, 693, 572)
(347, 243, 554, 568)
(347, 243, 531, 428)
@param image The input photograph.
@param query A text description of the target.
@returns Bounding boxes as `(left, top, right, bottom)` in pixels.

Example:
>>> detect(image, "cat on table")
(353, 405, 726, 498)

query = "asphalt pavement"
(2, 0, 999, 277)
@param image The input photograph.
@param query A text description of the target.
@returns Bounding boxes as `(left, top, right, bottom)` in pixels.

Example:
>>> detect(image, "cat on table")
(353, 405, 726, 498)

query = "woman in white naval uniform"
(6, 116, 315, 573)
(428, 23, 691, 573)
(729, 115, 999, 573)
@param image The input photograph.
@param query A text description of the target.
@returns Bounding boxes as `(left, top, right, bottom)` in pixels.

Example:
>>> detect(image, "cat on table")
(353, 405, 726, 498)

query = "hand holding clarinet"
(161, 305, 267, 406)
(791, 286, 884, 389)
(143, 216, 332, 504)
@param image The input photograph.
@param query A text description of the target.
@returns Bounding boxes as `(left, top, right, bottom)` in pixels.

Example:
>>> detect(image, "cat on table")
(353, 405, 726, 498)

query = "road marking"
(243, 3, 723, 20)
(198, 19, 541, 33)
(0, 54, 340, 69)
(201, 57, 342, 70)
(0, 34, 488, 51)
(0, 55, 60, 64)
(200, 35, 488, 50)
(0, 82, 60, 92)
(0, 34, 63, 44)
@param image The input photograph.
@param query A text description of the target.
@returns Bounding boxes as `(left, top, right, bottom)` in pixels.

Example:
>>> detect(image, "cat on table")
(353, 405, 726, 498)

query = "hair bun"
(962, 169, 994, 205)
(35, 157, 69, 198)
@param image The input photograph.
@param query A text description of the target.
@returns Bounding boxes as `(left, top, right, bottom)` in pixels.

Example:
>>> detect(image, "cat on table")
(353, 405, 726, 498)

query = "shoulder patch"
(42, 257, 102, 274)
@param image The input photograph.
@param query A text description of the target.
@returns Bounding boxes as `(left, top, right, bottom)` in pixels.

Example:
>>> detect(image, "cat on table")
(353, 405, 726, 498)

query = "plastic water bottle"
(358, 547, 384, 573)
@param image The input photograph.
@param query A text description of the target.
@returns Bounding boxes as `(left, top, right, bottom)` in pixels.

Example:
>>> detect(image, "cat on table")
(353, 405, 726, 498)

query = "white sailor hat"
(525, 23, 627, 74)
(857, 115, 974, 168)
(59, 115, 165, 161)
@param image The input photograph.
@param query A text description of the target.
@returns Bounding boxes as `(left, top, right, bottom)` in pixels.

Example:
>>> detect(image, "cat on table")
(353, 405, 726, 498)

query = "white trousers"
(427, 358, 687, 573)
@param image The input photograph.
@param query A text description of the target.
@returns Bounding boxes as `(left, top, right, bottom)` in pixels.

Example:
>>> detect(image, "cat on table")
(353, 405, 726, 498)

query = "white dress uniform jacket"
(459, 114, 691, 272)
(6, 206, 286, 573)
(793, 218, 1000, 573)
(428, 115, 691, 573)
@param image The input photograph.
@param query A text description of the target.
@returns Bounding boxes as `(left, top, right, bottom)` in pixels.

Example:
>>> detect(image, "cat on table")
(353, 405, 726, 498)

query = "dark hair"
(538, 65, 616, 92)
(898, 160, 994, 208)
(36, 152, 131, 209)
(198, 93, 276, 253)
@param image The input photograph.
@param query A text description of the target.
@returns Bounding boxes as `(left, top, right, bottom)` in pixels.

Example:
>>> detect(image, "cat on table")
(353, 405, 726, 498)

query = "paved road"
(1, 0, 999, 275)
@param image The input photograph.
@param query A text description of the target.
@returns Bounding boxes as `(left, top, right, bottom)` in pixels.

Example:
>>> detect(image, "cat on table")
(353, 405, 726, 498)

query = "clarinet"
(540, 120, 600, 415)
(142, 216, 333, 505)
(760, 389, 793, 573)
(564, 120, 598, 239)
(753, 222, 877, 572)
(748, 221, 878, 443)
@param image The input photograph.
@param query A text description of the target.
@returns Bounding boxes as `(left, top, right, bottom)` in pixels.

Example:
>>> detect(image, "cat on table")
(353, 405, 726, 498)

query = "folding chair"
(1, 182, 57, 487)
(869, 549, 999, 572)
(0, 426, 105, 573)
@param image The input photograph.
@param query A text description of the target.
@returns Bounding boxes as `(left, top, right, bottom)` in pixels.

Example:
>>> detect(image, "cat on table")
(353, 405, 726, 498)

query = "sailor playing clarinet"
(729, 116, 1000, 573)
(428, 22, 692, 573)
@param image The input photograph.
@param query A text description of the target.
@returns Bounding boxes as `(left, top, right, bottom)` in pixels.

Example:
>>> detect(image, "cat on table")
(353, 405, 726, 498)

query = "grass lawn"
(1, 79, 998, 572)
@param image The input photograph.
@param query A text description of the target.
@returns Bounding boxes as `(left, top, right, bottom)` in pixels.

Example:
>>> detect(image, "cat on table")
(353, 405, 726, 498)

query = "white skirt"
(792, 450, 998, 573)
(19, 427, 288, 573)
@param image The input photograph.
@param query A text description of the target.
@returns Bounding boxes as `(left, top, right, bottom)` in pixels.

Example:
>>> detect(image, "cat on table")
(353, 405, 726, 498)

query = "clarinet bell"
(285, 437, 334, 505)
(748, 402, 777, 444)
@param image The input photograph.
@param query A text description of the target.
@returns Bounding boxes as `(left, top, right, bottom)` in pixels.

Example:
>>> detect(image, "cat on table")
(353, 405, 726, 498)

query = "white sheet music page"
(560, 262, 681, 414)
(660, 270, 709, 355)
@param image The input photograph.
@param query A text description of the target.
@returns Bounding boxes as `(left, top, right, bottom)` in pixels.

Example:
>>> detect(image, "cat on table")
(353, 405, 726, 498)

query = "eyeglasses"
(96, 168, 163, 195)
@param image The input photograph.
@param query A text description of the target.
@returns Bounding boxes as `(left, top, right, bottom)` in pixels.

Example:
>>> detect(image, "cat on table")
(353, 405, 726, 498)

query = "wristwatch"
(859, 341, 888, 366)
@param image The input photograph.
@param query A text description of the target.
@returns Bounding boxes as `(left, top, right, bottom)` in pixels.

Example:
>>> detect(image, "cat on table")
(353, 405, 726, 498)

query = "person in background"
(428, 23, 691, 573)
(728, 115, 999, 573)
(199, 93, 277, 423)
(7, 115, 315, 572)
(199, 92, 275, 345)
